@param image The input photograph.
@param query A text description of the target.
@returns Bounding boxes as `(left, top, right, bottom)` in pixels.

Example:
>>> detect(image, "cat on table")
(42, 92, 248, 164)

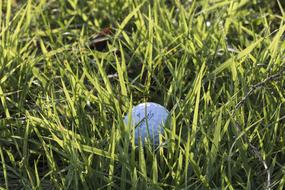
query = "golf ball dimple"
(123, 102, 170, 146)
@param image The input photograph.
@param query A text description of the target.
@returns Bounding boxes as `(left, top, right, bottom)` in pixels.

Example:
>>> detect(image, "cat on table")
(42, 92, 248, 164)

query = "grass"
(0, 0, 285, 189)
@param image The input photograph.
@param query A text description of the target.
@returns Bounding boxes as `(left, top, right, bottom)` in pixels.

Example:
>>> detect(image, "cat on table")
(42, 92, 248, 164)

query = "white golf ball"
(123, 102, 170, 146)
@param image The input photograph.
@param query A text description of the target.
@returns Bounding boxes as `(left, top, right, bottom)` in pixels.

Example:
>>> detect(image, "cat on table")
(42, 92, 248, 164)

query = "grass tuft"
(0, 0, 284, 189)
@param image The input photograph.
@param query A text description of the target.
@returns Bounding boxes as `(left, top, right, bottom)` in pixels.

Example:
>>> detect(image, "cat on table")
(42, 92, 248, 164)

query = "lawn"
(0, 0, 285, 189)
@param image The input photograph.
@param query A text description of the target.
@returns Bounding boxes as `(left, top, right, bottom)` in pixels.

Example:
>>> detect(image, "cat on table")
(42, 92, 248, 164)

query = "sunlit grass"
(0, 0, 285, 189)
